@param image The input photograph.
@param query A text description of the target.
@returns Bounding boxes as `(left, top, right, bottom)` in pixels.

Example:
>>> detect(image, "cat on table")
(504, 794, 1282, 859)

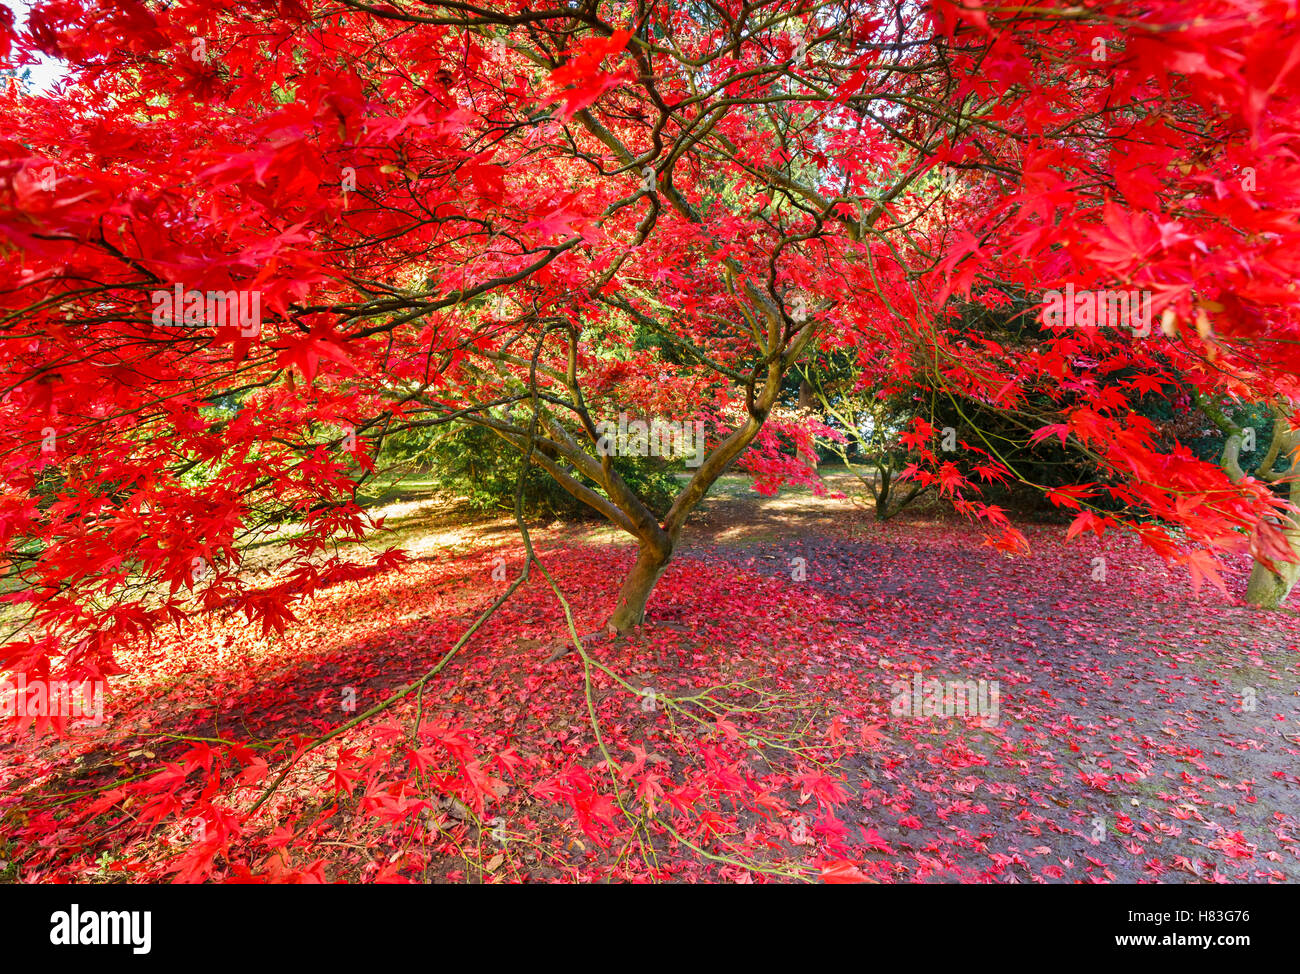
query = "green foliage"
(380, 421, 680, 519)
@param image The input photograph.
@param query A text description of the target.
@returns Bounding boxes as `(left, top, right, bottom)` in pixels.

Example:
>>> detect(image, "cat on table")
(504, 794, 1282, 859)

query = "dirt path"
(235, 468, 1300, 880)
(665, 476, 1300, 882)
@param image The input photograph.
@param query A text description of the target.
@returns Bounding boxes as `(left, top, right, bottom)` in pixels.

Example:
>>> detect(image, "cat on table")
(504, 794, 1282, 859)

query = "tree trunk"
(874, 466, 892, 520)
(1204, 399, 1299, 610)
(1247, 474, 1300, 609)
(1245, 550, 1300, 608)
(591, 297, 795, 635)
(607, 541, 673, 632)
(796, 379, 818, 471)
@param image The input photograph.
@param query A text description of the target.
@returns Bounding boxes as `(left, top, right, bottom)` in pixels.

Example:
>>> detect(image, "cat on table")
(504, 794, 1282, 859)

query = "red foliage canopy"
(0, 1, 1298, 699)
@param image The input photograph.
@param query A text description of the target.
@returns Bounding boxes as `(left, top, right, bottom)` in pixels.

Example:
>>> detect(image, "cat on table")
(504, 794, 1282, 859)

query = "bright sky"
(4, 0, 67, 93)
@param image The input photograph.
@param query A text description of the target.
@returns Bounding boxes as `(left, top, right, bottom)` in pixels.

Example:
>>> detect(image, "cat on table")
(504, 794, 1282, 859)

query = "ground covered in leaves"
(3, 478, 1299, 883)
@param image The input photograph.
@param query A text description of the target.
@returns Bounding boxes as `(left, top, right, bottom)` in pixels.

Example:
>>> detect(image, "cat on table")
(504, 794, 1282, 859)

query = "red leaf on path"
(859, 826, 895, 854)
(820, 860, 871, 883)
(859, 723, 891, 748)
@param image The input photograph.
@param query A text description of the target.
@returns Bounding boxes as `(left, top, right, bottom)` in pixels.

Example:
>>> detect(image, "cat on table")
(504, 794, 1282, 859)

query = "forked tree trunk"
(599, 407, 776, 634)
(607, 541, 673, 632)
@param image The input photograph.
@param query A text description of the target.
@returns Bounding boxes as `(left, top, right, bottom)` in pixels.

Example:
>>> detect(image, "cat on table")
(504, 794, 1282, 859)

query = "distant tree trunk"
(796, 379, 818, 471)
(1245, 527, 1300, 609)
(871, 459, 927, 520)
(1246, 447, 1300, 609)
(1202, 395, 1300, 609)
